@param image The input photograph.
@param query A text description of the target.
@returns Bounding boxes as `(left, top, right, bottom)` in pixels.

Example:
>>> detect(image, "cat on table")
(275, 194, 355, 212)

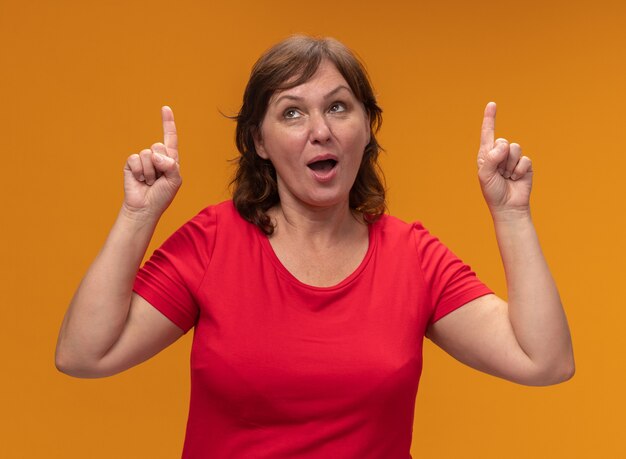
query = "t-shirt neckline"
(256, 219, 378, 292)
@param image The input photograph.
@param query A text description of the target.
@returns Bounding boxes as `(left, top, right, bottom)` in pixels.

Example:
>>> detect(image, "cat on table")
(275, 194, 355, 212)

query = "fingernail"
(503, 171, 511, 179)
(139, 174, 145, 181)
(510, 173, 518, 180)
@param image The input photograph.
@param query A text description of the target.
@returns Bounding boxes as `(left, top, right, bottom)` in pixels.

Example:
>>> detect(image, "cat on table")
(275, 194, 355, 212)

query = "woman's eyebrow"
(324, 85, 352, 99)
(273, 94, 303, 105)
(273, 85, 353, 105)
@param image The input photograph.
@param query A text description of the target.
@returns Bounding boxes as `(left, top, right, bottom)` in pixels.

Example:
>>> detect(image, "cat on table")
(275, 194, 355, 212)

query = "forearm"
(56, 207, 160, 371)
(492, 209, 574, 380)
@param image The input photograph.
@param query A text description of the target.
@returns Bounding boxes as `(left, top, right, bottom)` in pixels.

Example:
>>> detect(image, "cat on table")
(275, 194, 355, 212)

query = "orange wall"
(1, 0, 624, 457)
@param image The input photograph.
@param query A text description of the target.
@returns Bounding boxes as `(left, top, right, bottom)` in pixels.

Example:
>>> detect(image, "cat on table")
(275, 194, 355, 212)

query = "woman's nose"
(309, 113, 332, 144)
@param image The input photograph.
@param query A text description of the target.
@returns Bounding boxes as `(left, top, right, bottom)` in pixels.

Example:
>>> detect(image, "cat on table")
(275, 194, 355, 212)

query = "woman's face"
(254, 60, 370, 211)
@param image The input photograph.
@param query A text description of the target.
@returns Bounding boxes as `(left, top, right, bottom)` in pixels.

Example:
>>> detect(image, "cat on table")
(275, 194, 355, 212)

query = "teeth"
(308, 159, 337, 172)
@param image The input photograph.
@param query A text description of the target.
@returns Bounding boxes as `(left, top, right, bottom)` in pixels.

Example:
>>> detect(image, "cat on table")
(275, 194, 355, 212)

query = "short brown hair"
(231, 35, 385, 234)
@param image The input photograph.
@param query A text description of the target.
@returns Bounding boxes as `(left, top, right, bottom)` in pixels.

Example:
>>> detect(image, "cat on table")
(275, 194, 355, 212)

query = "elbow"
(527, 356, 576, 386)
(548, 348, 576, 385)
(543, 362, 575, 386)
(54, 350, 86, 378)
(55, 359, 105, 379)
(55, 359, 79, 377)
(54, 352, 75, 376)
(557, 358, 576, 383)
(55, 348, 109, 379)
(561, 355, 576, 382)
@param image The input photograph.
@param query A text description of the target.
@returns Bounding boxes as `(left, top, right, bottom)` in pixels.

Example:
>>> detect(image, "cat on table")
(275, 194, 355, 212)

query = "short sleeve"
(412, 222, 492, 326)
(133, 207, 217, 333)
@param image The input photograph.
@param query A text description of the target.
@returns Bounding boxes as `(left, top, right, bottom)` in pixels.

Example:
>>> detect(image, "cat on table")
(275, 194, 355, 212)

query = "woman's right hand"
(123, 106, 182, 219)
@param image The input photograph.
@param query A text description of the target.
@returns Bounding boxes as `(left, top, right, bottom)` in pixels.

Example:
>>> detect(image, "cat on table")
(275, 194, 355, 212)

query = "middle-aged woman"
(56, 36, 575, 458)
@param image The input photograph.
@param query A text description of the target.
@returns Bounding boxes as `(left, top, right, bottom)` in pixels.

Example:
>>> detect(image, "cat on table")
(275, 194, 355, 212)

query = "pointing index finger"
(480, 102, 497, 152)
(161, 106, 179, 161)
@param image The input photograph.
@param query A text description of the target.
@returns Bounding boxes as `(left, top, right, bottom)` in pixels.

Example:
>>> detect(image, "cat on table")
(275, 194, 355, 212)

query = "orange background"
(1, 0, 624, 457)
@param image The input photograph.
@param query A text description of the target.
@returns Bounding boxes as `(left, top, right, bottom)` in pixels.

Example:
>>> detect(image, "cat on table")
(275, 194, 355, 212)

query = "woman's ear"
(253, 128, 269, 159)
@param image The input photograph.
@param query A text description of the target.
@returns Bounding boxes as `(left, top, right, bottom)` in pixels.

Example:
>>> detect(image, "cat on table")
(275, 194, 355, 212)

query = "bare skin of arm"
(426, 103, 574, 386)
(55, 107, 184, 378)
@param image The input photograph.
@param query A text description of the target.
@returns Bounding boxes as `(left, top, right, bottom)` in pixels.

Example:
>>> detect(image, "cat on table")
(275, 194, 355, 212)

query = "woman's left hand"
(427, 102, 574, 387)
(477, 102, 533, 218)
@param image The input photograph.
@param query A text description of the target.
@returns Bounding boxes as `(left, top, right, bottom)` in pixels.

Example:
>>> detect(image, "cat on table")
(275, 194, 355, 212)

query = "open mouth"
(307, 159, 338, 173)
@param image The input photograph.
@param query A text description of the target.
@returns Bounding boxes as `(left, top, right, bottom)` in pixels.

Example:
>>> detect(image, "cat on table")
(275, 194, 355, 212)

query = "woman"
(55, 36, 574, 458)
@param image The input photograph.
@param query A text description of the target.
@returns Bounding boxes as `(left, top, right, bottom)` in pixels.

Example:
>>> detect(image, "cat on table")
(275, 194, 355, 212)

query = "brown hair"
(231, 35, 385, 234)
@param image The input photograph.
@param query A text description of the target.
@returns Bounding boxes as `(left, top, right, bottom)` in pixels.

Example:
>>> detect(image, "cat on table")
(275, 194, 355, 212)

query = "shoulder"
(185, 200, 244, 230)
(161, 201, 240, 254)
(371, 213, 434, 246)
(187, 200, 261, 250)
(372, 214, 461, 277)
(191, 199, 233, 221)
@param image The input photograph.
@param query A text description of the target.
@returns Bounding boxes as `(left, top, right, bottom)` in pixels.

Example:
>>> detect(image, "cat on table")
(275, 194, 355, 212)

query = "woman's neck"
(265, 197, 370, 287)
(268, 198, 365, 249)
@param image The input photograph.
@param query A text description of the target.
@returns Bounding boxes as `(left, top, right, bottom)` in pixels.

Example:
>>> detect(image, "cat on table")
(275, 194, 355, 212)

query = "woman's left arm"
(426, 102, 575, 386)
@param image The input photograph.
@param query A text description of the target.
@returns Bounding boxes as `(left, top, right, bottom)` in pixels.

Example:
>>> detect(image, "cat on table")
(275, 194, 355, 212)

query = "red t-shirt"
(133, 200, 492, 458)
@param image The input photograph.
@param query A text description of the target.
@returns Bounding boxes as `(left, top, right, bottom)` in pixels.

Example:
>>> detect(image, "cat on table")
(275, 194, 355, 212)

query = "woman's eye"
(283, 109, 301, 119)
(329, 102, 347, 113)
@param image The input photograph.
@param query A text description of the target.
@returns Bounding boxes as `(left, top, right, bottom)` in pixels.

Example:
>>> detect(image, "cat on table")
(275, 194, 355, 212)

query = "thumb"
(480, 142, 508, 176)
(152, 153, 181, 183)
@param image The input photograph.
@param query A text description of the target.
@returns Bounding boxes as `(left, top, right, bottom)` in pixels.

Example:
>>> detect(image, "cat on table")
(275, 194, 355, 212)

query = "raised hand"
(477, 102, 533, 218)
(123, 106, 182, 218)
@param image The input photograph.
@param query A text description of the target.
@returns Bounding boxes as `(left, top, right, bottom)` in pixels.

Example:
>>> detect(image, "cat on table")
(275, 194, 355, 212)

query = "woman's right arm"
(55, 106, 184, 378)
